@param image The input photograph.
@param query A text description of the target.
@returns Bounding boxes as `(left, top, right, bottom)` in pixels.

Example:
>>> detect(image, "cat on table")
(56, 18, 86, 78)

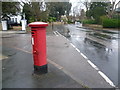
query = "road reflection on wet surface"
(55, 24, 119, 87)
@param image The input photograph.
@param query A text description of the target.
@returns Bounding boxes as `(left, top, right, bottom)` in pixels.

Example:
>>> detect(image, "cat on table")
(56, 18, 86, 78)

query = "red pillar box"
(28, 22, 48, 74)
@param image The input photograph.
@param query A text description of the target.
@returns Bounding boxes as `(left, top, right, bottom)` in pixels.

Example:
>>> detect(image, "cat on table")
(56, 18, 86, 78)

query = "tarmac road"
(55, 24, 119, 87)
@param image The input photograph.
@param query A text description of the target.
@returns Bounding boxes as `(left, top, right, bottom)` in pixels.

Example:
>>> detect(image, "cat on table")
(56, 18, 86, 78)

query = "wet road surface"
(55, 24, 119, 87)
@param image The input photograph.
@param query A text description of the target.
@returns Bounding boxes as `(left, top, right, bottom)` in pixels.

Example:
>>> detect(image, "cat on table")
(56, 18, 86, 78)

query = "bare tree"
(115, 0, 120, 9)
(108, 0, 120, 18)
(21, 0, 49, 22)
(82, 0, 91, 12)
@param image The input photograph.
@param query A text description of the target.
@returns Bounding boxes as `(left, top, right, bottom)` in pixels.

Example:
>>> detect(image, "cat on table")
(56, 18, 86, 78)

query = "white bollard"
(21, 19, 27, 31)
(1, 21, 7, 31)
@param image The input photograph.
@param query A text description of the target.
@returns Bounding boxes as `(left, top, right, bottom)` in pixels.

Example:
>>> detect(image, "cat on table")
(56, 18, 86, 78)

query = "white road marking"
(80, 53, 88, 59)
(70, 43, 80, 52)
(75, 48, 80, 52)
(98, 71, 115, 87)
(53, 31, 56, 35)
(56, 31, 70, 42)
(87, 60, 99, 71)
(53, 31, 58, 36)
(56, 31, 61, 36)
(70, 43, 76, 48)
(65, 38, 70, 42)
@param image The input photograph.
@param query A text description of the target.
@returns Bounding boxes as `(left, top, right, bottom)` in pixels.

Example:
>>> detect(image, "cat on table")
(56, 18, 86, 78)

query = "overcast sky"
(69, 0, 120, 15)
(69, 0, 86, 15)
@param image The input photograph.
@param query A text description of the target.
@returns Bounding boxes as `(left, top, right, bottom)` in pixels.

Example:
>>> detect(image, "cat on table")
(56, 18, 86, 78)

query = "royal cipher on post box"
(28, 22, 48, 74)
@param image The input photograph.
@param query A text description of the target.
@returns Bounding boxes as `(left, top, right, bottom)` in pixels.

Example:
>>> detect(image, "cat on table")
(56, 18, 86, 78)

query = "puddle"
(101, 30, 118, 34)
(89, 32, 116, 40)
(7, 52, 17, 56)
(2, 49, 17, 57)
(84, 38, 106, 49)
(80, 30, 92, 32)
(84, 38, 114, 54)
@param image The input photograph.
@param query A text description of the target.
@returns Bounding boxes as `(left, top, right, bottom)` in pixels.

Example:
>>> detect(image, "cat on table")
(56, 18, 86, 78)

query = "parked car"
(75, 21, 82, 28)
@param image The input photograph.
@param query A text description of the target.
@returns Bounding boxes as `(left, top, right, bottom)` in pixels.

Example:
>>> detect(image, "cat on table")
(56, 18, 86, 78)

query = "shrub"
(67, 20, 73, 24)
(29, 17, 35, 23)
(112, 14, 120, 19)
(48, 17, 56, 23)
(100, 15, 108, 24)
(102, 18, 120, 28)
(82, 19, 96, 24)
(76, 20, 82, 23)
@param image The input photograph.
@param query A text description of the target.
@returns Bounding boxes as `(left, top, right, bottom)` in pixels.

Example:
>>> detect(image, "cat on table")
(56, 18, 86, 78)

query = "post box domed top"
(28, 22, 48, 27)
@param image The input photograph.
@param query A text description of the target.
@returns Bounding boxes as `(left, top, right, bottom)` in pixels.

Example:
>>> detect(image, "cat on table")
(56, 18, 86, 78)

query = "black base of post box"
(34, 64, 48, 74)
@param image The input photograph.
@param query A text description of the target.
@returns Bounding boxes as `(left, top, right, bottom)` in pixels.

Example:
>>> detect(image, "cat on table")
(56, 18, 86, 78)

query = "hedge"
(67, 20, 74, 24)
(82, 19, 96, 24)
(102, 18, 120, 28)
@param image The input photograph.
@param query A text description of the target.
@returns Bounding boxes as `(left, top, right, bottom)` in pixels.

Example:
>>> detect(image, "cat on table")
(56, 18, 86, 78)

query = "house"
(9, 14, 22, 25)
(8, 14, 22, 26)
(1, 14, 22, 26)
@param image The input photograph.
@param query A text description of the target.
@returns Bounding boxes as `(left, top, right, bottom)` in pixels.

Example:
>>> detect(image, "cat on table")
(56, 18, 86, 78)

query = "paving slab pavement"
(0, 31, 26, 34)
(1, 32, 83, 88)
(2, 46, 83, 88)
